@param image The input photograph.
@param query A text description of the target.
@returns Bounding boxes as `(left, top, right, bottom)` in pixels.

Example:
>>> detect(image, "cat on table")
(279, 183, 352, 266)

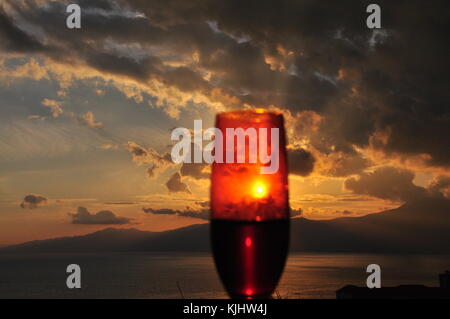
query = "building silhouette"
(336, 271, 450, 299)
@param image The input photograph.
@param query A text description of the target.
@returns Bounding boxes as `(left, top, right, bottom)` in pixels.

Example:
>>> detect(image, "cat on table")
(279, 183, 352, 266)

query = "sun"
(252, 181, 268, 199)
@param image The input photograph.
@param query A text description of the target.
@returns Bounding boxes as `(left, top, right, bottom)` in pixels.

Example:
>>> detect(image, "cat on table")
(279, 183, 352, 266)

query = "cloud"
(336, 210, 353, 215)
(1, 0, 449, 173)
(290, 207, 302, 218)
(165, 172, 191, 194)
(27, 114, 45, 120)
(180, 162, 210, 179)
(0, 57, 49, 82)
(142, 206, 209, 220)
(126, 142, 171, 164)
(175, 143, 210, 179)
(344, 167, 427, 202)
(317, 151, 372, 177)
(69, 206, 132, 224)
(0, 6, 46, 53)
(126, 141, 147, 158)
(41, 99, 63, 118)
(427, 175, 450, 199)
(79, 111, 103, 128)
(146, 166, 156, 178)
(20, 194, 47, 209)
(0, 2, 229, 117)
(143, 202, 301, 220)
(288, 148, 315, 176)
(125, 141, 173, 178)
(195, 200, 209, 208)
(98, 143, 119, 150)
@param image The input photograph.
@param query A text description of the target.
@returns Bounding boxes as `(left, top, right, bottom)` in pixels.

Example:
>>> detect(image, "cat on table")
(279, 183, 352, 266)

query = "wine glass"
(210, 109, 289, 299)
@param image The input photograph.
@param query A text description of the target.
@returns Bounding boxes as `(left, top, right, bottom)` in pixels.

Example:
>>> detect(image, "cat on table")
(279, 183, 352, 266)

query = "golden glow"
(252, 181, 268, 199)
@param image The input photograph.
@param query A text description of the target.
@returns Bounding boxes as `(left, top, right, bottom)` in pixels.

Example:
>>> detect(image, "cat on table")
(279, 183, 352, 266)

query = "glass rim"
(216, 108, 283, 120)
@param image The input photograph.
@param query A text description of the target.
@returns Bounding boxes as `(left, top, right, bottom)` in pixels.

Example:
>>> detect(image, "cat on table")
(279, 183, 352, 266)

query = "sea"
(0, 253, 449, 299)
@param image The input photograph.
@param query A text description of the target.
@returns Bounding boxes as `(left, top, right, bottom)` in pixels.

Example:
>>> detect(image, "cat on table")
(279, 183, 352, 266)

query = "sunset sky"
(0, 0, 448, 245)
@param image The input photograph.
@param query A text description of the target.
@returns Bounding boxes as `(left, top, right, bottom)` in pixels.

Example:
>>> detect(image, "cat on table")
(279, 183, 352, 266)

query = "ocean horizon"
(0, 252, 449, 299)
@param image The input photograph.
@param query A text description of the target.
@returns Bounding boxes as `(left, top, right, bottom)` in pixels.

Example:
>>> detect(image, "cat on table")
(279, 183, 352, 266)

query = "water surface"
(0, 253, 448, 298)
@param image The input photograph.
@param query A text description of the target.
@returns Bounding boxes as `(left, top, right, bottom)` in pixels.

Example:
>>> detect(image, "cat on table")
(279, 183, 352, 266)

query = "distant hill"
(1, 198, 449, 254)
(290, 198, 450, 253)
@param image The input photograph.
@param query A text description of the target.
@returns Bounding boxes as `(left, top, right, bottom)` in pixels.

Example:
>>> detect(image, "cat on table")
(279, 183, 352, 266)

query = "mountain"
(1, 198, 449, 254)
(0, 228, 157, 253)
(290, 198, 450, 253)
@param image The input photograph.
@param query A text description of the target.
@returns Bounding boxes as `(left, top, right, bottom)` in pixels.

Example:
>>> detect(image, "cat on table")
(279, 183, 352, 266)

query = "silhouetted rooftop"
(336, 271, 450, 299)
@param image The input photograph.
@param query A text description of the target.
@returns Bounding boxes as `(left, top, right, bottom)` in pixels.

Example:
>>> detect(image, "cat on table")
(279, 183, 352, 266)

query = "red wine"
(210, 219, 289, 298)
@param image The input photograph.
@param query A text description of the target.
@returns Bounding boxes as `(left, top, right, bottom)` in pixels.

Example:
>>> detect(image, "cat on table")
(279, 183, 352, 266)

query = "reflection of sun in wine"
(252, 181, 268, 199)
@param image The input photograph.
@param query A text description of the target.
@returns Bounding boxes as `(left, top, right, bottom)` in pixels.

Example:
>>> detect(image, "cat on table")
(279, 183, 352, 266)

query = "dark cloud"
(84, 51, 162, 82)
(177, 143, 210, 179)
(126, 141, 148, 158)
(180, 162, 209, 179)
(114, 0, 449, 169)
(147, 166, 156, 178)
(142, 207, 178, 216)
(20, 194, 47, 209)
(290, 207, 302, 218)
(1, 1, 214, 102)
(103, 202, 137, 205)
(339, 196, 371, 202)
(336, 210, 353, 215)
(321, 152, 372, 177)
(2, 0, 449, 171)
(288, 148, 315, 176)
(76, 0, 117, 12)
(428, 175, 450, 199)
(344, 166, 427, 202)
(69, 206, 132, 224)
(0, 7, 46, 53)
(142, 207, 208, 220)
(125, 142, 172, 177)
(143, 203, 301, 220)
(126, 142, 172, 163)
(165, 172, 191, 194)
(195, 200, 209, 208)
